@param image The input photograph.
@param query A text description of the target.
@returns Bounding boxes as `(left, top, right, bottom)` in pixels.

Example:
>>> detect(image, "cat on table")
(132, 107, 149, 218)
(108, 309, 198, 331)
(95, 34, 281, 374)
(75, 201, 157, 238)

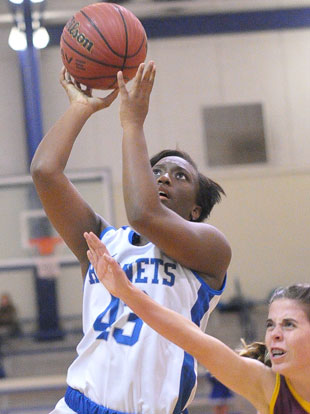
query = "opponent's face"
(152, 156, 201, 221)
(265, 298, 310, 377)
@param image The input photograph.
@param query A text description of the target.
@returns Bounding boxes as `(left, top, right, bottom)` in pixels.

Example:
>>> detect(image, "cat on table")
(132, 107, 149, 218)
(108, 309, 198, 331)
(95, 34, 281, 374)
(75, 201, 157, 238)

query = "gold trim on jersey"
(286, 377, 310, 413)
(269, 373, 280, 414)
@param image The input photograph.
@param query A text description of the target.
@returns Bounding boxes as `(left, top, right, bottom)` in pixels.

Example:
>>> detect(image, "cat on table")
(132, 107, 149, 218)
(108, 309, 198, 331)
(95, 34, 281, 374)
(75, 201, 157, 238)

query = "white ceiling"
(1, 0, 310, 26)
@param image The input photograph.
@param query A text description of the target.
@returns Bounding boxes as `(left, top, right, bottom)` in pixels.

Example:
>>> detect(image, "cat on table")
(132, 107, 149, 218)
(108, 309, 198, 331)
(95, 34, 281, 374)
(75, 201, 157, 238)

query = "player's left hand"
(84, 232, 130, 298)
(117, 61, 156, 129)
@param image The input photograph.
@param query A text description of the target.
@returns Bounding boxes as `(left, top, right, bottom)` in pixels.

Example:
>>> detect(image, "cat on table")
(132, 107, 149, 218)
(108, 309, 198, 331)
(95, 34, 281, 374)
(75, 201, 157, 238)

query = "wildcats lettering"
(66, 17, 94, 52)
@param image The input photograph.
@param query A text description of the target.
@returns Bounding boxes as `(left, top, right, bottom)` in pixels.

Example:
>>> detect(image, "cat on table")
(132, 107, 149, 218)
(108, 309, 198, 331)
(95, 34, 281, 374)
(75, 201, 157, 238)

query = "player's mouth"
(270, 347, 286, 360)
(158, 189, 169, 199)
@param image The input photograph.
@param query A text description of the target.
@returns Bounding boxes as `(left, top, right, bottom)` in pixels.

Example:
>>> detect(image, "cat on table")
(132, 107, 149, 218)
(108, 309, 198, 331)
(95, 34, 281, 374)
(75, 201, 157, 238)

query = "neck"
(287, 373, 310, 401)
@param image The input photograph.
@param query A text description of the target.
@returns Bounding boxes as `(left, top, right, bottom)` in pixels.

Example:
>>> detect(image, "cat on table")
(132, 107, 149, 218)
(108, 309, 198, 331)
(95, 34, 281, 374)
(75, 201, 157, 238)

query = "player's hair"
(269, 283, 310, 321)
(238, 283, 310, 366)
(149, 149, 225, 222)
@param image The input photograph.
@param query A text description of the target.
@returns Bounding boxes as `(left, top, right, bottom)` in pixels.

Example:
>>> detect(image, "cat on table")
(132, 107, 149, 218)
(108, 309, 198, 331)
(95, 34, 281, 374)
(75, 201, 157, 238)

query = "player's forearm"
(122, 125, 161, 225)
(31, 103, 92, 175)
(119, 282, 207, 360)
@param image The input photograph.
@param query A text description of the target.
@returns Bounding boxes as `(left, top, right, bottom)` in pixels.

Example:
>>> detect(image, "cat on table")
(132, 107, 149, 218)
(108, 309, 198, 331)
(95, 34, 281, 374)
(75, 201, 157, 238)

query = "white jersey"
(64, 226, 226, 414)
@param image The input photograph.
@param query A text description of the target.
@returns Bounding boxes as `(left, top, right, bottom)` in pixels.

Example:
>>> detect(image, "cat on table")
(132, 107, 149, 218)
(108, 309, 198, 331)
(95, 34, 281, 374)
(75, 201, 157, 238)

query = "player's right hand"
(59, 67, 119, 113)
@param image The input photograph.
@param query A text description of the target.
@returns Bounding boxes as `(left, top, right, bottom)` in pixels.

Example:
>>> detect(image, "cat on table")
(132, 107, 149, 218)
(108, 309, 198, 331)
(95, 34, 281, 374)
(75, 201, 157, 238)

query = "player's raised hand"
(117, 61, 156, 128)
(60, 67, 119, 113)
(84, 232, 131, 298)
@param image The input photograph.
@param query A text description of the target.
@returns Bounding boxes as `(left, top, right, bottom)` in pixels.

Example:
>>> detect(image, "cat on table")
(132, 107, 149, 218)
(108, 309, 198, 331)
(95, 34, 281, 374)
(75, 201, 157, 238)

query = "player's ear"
(190, 205, 202, 221)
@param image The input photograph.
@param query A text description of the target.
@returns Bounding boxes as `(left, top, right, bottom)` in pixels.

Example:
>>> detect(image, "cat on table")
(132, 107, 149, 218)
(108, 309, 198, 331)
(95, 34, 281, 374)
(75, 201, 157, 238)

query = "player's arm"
(31, 68, 118, 275)
(84, 231, 272, 414)
(118, 63, 231, 285)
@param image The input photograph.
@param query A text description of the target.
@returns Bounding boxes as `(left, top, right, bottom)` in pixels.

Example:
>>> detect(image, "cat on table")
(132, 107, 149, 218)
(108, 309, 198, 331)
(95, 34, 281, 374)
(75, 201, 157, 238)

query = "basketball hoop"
(29, 236, 63, 256)
(29, 237, 63, 279)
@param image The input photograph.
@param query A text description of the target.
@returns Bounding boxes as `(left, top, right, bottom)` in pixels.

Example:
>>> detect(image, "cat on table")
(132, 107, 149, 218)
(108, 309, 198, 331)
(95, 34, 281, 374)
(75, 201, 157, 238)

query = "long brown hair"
(238, 283, 310, 365)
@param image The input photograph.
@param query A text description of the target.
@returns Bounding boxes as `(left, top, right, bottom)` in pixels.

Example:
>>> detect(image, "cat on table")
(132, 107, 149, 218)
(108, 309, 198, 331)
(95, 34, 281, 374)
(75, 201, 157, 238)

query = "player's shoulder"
(100, 225, 134, 242)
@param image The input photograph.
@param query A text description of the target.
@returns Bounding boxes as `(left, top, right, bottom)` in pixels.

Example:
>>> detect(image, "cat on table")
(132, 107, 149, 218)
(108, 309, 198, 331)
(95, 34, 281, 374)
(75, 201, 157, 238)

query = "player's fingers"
(103, 88, 119, 106)
(87, 250, 96, 267)
(85, 232, 110, 257)
(59, 66, 66, 83)
(84, 232, 100, 255)
(65, 70, 72, 83)
(117, 71, 127, 96)
(140, 62, 155, 95)
(142, 61, 154, 80)
(104, 253, 115, 266)
(84, 86, 93, 97)
(104, 254, 122, 279)
(149, 63, 156, 85)
(132, 63, 145, 89)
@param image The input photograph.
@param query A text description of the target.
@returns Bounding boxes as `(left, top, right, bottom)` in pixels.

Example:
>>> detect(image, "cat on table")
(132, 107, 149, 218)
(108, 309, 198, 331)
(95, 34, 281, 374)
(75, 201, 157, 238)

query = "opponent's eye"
(282, 319, 296, 329)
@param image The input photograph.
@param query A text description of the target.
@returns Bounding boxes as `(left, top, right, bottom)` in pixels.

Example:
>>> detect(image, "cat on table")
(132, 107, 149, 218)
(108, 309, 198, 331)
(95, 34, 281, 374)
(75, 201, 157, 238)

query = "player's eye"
(152, 168, 161, 176)
(175, 172, 187, 180)
(283, 320, 296, 328)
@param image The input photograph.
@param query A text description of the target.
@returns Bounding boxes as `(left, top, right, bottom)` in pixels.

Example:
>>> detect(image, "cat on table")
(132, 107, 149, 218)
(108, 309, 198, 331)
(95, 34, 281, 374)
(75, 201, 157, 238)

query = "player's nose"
(157, 172, 171, 184)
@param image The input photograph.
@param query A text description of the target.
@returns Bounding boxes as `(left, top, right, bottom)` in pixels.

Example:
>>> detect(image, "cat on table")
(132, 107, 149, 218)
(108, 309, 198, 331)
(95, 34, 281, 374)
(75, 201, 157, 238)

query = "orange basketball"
(60, 2, 147, 90)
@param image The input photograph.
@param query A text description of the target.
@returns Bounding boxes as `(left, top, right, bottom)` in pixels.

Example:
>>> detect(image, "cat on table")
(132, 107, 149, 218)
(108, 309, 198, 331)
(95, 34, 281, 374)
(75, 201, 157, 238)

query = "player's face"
(152, 156, 201, 221)
(265, 298, 310, 377)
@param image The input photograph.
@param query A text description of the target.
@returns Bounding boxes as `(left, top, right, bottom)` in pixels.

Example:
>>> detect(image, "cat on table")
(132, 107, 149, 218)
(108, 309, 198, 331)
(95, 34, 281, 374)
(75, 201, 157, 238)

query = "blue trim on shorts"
(65, 386, 131, 414)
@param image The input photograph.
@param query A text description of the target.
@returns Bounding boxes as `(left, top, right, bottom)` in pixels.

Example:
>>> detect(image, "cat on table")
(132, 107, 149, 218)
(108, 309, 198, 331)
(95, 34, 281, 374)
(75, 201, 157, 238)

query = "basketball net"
(30, 236, 63, 279)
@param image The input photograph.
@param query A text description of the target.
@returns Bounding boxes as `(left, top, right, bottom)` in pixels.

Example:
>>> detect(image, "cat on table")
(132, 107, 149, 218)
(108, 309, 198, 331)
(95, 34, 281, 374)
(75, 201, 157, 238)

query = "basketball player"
(30, 61, 231, 414)
(84, 233, 310, 414)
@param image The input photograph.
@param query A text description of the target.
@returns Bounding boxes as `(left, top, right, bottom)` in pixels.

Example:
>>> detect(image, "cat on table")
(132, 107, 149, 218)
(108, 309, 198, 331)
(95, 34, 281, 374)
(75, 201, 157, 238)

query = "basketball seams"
(60, 2, 147, 89)
(115, 5, 129, 71)
(80, 7, 145, 59)
(80, 9, 127, 59)
(62, 31, 144, 69)
(61, 34, 123, 69)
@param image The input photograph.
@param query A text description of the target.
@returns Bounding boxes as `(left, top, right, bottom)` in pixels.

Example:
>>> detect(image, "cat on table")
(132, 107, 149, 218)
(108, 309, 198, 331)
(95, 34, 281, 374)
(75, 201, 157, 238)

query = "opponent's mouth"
(271, 348, 286, 358)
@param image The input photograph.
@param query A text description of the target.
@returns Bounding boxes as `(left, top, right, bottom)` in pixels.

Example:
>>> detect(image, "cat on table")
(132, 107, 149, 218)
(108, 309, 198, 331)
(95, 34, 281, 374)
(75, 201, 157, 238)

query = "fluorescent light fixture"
(9, 0, 46, 4)
(8, 26, 27, 51)
(33, 26, 49, 49)
(10, 0, 45, 4)
(8, 25, 49, 50)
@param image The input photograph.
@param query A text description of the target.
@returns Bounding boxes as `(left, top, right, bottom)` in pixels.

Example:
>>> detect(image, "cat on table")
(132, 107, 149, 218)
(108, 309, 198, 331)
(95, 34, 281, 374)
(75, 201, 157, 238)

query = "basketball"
(60, 2, 147, 90)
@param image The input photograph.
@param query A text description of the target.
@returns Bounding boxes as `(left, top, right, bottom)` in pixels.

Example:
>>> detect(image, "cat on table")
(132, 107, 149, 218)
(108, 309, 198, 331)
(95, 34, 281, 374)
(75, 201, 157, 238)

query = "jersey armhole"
(269, 373, 280, 414)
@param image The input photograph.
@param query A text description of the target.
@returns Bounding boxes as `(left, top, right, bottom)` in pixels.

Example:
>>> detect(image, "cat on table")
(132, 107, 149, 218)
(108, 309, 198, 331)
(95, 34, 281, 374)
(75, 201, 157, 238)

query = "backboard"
(0, 169, 114, 272)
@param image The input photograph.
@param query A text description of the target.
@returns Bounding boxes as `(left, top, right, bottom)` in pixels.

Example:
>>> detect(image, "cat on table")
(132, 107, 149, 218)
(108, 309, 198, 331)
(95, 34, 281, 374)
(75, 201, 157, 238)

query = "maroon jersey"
(270, 374, 310, 414)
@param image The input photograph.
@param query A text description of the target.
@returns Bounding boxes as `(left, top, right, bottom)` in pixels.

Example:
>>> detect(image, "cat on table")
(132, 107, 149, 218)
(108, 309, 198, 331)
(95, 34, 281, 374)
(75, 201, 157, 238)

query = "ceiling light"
(8, 26, 27, 51)
(33, 26, 49, 49)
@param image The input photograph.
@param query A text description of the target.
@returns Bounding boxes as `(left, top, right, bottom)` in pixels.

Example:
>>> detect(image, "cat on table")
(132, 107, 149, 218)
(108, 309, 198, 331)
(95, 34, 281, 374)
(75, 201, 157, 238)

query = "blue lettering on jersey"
(88, 257, 176, 287)
(150, 258, 163, 284)
(135, 258, 149, 283)
(163, 263, 176, 286)
(122, 263, 133, 282)
(89, 267, 99, 284)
